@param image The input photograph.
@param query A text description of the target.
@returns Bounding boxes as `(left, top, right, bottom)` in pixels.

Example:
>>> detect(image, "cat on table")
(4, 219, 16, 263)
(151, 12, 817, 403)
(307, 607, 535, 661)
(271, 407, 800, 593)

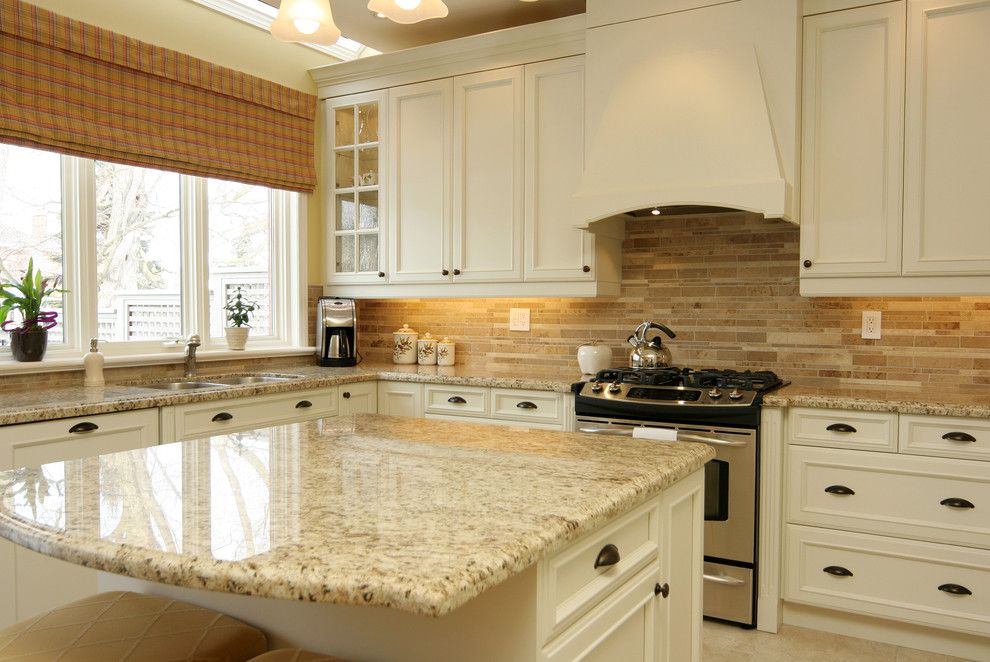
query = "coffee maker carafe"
(316, 297, 357, 367)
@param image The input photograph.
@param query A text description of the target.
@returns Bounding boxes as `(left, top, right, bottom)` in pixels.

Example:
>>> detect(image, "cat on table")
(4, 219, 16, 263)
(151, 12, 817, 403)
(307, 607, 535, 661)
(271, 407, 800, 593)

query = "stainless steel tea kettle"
(628, 322, 676, 369)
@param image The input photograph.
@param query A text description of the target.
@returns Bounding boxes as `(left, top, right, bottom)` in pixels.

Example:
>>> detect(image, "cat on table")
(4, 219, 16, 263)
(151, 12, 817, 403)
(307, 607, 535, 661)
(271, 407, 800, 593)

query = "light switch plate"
(862, 311, 882, 339)
(509, 308, 530, 332)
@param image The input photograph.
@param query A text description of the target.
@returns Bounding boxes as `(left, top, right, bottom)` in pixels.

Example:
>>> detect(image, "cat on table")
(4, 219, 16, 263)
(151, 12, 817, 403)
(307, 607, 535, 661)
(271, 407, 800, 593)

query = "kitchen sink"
(209, 374, 304, 385)
(140, 380, 227, 391)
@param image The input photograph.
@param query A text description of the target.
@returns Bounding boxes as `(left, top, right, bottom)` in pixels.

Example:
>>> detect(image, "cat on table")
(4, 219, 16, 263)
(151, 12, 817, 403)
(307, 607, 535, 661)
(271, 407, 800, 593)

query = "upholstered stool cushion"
(0, 591, 267, 661)
(249, 651, 346, 662)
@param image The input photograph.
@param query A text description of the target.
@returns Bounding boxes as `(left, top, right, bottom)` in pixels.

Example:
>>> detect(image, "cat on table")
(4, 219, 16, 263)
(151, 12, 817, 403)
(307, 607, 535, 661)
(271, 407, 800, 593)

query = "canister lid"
(420, 332, 434, 341)
(394, 324, 417, 334)
(440, 336, 452, 343)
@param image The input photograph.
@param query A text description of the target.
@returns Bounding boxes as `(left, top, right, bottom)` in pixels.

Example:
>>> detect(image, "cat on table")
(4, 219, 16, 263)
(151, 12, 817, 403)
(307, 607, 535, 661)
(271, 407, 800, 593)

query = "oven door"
(576, 417, 757, 565)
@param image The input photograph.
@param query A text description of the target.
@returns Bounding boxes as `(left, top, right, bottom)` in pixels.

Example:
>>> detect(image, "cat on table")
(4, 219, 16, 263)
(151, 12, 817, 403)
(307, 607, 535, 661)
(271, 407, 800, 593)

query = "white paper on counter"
(631, 427, 678, 442)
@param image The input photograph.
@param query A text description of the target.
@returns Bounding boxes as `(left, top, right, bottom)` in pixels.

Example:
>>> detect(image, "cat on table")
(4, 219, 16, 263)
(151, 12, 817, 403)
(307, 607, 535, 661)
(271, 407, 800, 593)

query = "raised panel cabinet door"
(903, 0, 990, 274)
(800, 2, 905, 277)
(524, 56, 596, 282)
(339, 381, 378, 415)
(452, 67, 525, 283)
(376, 382, 423, 417)
(0, 410, 159, 627)
(388, 79, 453, 283)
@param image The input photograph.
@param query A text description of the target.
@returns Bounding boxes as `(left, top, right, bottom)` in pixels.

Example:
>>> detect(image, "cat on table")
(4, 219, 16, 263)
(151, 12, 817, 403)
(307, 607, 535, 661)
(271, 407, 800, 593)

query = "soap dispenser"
(83, 338, 105, 387)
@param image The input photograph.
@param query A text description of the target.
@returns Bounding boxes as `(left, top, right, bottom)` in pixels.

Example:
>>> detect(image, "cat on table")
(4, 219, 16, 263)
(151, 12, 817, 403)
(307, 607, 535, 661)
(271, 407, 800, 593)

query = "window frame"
(0, 151, 308, 368)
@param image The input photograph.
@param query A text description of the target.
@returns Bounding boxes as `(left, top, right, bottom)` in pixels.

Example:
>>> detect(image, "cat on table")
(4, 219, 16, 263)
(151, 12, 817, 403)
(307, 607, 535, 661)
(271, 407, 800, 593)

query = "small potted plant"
(0, 258, 65, 362)
(223, 287, 258, 351)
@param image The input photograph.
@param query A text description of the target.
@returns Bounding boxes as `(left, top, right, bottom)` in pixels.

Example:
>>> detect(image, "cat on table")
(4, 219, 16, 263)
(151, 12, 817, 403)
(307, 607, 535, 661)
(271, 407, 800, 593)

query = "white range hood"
(574, 0, 801, 227)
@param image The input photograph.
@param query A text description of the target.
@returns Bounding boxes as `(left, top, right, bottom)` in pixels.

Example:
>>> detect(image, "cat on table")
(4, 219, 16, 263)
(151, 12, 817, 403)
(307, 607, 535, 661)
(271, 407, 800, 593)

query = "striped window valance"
(0, 0, 317, 192)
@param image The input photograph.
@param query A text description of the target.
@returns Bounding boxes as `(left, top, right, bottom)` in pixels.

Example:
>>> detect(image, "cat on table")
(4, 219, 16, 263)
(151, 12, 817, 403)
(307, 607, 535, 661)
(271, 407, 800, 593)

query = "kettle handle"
(646, 323, 676, 339)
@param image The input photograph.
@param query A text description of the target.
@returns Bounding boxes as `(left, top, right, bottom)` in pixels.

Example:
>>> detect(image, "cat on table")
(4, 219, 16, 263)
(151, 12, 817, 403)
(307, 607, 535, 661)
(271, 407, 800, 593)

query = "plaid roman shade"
(0, 0, 317, 192)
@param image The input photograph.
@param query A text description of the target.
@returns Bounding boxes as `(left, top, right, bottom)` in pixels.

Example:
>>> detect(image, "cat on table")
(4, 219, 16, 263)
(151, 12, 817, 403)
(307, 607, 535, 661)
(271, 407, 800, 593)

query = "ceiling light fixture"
(271, 0, 341, 45)
(367, 0, 449, 24)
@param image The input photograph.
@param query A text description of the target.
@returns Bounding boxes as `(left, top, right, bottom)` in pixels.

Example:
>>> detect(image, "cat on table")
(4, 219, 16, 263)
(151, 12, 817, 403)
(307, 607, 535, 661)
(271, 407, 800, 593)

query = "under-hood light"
(650, 207, 661, 216)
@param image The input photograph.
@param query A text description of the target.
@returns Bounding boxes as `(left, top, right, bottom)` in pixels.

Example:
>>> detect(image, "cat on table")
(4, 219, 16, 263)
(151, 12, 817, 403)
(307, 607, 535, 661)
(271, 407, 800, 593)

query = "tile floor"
(703, 621, 970, 661)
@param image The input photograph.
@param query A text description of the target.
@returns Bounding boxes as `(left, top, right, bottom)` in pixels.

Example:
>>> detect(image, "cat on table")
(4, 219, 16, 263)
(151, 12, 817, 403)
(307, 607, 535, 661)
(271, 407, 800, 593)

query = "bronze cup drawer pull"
(938, 583, 973, 596)
(826, 423, 857, 434)
(447, 396, 467, 404)
(211, 412, 234, 422)
(516, 401, 538, 410)
(823, 565, 853, 577)
(295, 400, 313, 409)
(824, 485, 856, 496)
(942, 431, 977, 443)
(940, 497, 975, 509)
(68, 422, 99, 434)
(594, 543, 621, 569)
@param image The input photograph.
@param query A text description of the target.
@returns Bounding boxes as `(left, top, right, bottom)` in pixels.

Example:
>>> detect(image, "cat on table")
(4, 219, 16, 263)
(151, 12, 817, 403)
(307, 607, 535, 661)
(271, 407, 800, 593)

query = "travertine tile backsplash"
(358, 214, 990, 387)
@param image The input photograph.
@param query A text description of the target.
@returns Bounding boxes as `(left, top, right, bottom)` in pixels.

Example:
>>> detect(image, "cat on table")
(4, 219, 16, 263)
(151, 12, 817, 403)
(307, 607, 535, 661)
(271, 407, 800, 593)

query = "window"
(0, 146, 305, 362)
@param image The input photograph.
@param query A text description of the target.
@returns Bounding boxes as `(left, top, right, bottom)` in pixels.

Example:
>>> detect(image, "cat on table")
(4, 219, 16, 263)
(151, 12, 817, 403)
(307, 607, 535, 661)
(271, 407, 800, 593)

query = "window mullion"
(181, 176, 209, 346)
(63, 157, 97, 353)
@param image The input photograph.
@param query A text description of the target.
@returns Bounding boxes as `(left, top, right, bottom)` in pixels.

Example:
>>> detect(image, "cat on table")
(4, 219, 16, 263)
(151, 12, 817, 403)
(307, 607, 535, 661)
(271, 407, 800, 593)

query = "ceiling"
(258, 0, 585, 52)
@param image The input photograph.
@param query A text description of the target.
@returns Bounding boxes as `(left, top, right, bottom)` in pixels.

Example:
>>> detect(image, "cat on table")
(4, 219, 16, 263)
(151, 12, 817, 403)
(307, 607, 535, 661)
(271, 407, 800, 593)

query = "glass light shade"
(271, 0, 341, 45)
(366, 0, 448, 24)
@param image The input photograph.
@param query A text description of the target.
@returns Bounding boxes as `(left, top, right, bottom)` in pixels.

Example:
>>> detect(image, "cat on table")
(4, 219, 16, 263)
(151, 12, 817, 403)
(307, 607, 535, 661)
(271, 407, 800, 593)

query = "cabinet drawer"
(172, 388, 337, 440)
(491, 389, 563, 425)
(539, 497, 660, 643)
(789, 407, 897, 451)
(900, 414, 990, 462)
(787, 446, 990, 548)
(423, 384, 489, 417)
(785, 524, 990, 636)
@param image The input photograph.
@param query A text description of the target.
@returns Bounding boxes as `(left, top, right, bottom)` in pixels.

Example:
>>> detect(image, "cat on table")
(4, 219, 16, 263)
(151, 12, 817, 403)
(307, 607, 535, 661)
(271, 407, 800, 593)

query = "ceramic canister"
(393, 324, 418, 364)
(437, 336, 455, 366)
(417, 332, 438, 365)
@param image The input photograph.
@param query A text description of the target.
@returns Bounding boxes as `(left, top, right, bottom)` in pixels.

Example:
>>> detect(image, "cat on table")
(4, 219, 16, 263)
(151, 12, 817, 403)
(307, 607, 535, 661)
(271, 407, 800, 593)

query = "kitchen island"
(0, 414, 712, 661)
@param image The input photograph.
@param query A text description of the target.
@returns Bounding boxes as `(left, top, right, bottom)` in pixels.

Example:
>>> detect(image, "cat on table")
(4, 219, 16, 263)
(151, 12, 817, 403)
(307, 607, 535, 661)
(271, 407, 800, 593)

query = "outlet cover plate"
(509, 308, 530, 332)
(862, 311, 882, 339)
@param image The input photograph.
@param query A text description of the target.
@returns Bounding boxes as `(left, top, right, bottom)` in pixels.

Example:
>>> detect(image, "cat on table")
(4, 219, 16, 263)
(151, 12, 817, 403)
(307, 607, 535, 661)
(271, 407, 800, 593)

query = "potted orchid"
(223, 287, 258, 350)
(0, 258, 65, 362)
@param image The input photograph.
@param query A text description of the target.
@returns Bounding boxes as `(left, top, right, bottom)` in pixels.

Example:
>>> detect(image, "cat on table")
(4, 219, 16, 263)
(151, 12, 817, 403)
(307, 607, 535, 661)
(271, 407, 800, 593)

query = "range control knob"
(590, 381, 604, 393)
(608, 382, 622, 394)
(729, 388, 743, 400)
(708, 387, 723, 399)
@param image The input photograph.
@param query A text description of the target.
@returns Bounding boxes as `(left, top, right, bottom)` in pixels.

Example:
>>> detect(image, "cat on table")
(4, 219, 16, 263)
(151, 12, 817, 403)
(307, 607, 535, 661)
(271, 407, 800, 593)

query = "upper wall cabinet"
(801, 0, 990, 295)
(326, 92, 387, 285)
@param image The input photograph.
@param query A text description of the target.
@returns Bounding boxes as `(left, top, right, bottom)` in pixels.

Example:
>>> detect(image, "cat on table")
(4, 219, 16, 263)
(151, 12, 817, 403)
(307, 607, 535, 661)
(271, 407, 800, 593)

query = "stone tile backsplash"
(357, 214, 990, 388)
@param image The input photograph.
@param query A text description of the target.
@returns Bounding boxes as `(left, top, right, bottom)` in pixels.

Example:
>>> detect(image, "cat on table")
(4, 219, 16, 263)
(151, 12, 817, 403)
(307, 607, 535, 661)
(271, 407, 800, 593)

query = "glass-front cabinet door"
(326, 91, 387, 284)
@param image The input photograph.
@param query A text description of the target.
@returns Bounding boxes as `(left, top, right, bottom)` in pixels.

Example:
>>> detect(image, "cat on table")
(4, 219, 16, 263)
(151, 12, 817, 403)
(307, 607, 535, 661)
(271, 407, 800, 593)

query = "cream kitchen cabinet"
(800, 0, 990, 296)
(0, 409, 159, 627)
(338, 381, 377, 415)
(377, 381, 424, 418)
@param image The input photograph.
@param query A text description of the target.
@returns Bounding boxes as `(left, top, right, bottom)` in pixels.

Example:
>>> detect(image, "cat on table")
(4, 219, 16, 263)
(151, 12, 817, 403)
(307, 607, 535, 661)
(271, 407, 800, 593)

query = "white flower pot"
(225, 327, 250, 351)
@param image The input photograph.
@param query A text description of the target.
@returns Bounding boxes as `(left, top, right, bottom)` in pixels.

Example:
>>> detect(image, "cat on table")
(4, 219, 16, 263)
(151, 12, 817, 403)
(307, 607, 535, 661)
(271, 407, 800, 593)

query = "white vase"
(225, 327, 250, 351)
(577, 342, 612, 375)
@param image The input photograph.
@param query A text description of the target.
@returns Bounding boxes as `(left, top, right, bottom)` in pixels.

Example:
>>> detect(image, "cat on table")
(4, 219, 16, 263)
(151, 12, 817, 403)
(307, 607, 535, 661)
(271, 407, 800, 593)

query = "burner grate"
(593, 367, 784, 393)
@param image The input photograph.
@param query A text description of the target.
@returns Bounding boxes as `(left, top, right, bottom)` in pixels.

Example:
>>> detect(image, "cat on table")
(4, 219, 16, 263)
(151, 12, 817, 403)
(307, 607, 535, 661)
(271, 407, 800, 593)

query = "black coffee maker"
(316, 297, 357, 367)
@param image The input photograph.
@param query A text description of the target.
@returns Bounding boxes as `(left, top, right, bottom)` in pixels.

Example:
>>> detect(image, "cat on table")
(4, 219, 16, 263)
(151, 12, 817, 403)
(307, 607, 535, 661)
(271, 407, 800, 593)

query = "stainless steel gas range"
(572, 367, 786, 629)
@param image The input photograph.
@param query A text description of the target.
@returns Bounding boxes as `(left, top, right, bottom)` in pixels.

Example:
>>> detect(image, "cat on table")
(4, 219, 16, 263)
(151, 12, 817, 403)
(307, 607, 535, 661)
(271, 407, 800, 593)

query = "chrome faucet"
(184, 334, 201, 378)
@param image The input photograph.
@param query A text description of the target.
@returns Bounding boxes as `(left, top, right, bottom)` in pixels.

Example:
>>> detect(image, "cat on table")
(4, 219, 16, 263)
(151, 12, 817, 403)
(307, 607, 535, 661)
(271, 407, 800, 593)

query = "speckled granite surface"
(764, 380, 990, 418)
(0, 415, 712, 616)
(0, 363, 583, 426)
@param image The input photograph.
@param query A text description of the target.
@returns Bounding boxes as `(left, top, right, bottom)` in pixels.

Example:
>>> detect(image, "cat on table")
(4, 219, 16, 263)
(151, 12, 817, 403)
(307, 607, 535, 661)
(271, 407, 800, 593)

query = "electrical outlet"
(509, 308, 530, 332)
(862, 311, 882, 339)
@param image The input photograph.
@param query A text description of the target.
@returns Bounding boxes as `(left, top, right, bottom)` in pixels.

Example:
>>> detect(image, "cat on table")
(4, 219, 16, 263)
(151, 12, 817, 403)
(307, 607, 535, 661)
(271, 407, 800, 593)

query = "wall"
(357, 214, 990, 388)
(23, 0, 330, 284)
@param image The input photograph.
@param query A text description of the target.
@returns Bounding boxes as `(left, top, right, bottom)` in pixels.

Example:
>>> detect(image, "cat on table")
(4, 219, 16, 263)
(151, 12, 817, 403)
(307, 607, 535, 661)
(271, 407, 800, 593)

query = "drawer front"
(900, 414, 990, 462)
(491, 389, 563, 425)
(787, 446, 990, 548)
(789, 407, 897, 451)
(175, 388, 337, 439)
(785, 524, 990, 636)
(538, 497, 660, 643)
(423, 384, 489, 417)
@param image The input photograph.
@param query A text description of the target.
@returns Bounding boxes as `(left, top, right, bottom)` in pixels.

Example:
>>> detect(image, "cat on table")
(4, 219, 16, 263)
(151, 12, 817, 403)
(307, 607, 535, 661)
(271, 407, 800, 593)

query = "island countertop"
(0, 414, 713, 618)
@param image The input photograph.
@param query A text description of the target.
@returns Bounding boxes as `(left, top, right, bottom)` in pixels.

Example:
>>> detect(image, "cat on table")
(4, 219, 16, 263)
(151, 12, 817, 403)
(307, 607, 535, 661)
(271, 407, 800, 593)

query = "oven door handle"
(577, 427, 749, 448)
(703, 572, 747, 587)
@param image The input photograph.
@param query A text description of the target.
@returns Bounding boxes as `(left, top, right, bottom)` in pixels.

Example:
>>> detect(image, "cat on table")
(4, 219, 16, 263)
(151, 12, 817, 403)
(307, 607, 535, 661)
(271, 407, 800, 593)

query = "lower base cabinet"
(0, 409, 159, 627)
(377, 381, 424, 417)
(338, 381, 378, 415)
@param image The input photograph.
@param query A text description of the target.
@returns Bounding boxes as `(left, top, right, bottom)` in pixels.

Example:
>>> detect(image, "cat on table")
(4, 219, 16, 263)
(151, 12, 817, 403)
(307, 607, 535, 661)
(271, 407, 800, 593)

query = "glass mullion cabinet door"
(326, 91, 387, 284)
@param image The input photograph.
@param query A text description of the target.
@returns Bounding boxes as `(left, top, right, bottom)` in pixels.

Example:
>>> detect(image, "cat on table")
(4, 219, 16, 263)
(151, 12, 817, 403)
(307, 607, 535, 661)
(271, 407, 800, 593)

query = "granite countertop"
(0, 363, 583, 426)
(764, 380, 990, 418)
(0, 414, 713, 617)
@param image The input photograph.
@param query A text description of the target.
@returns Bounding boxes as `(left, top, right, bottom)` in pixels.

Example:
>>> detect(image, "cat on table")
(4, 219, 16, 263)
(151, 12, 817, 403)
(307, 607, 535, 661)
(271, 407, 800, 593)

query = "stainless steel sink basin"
(141, 381, 227, 391)
(208, 374, 305, 386)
